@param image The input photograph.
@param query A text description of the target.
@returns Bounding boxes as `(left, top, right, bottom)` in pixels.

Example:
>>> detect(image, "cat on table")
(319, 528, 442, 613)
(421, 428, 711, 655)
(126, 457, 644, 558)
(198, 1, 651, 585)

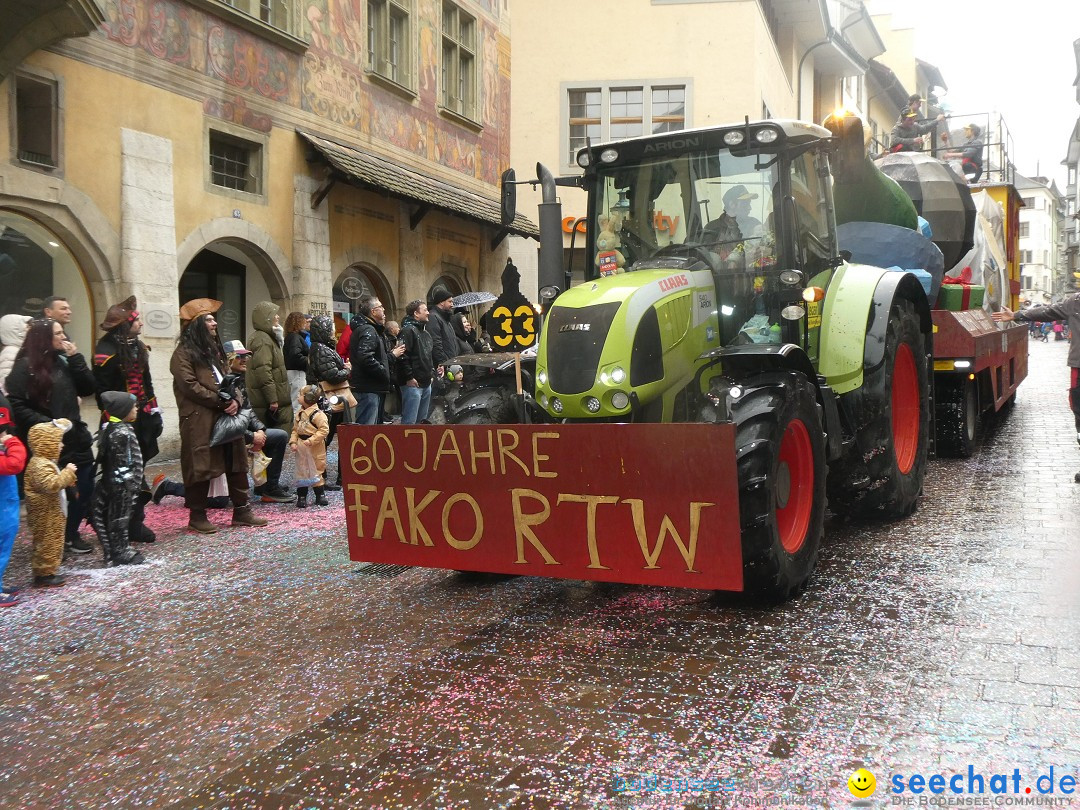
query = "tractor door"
(785, 146, 840, 364)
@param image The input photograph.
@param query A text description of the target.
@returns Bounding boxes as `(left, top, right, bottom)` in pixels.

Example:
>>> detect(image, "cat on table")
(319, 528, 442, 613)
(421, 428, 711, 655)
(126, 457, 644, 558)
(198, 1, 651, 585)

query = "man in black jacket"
(398, 300, 434, 424)
(428, 286, 459, 371)
(93, 296, 163, 543)
(349, 295, 404, 425)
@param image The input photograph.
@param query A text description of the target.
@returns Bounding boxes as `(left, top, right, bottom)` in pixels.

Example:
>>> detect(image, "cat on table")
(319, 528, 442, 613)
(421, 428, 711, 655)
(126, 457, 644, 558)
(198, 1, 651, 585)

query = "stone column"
(293, 174, 332, 319)
(119, 128, 181, 454)
(397, 199, 426, 306)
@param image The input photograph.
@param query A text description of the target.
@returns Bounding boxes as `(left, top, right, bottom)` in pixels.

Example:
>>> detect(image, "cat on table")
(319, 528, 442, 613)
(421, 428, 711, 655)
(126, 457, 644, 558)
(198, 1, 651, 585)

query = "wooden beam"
(310, 175, 336, 209)
(409, 204, 431, 230)
(490, 228, 510, 251)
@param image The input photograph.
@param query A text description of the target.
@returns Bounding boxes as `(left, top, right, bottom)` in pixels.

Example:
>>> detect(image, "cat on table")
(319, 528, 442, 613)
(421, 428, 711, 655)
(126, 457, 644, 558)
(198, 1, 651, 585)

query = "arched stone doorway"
(333, 263, 394, 334)
(0, 208, 94, 355)
(178, 238, 285, 345)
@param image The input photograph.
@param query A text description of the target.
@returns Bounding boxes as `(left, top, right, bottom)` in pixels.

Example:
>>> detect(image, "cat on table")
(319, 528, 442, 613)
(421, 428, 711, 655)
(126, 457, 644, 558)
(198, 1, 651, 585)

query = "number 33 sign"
(491, 304, 537, 349)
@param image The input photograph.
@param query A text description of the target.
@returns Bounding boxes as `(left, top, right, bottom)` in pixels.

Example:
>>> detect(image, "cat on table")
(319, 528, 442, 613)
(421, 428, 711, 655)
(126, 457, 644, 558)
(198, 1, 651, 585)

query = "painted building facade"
(0, 0, 532, 452)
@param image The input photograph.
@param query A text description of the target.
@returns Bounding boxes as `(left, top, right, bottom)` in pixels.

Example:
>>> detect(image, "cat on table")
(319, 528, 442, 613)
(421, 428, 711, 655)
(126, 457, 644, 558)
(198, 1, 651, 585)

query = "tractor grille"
(546, 302, 621, 394)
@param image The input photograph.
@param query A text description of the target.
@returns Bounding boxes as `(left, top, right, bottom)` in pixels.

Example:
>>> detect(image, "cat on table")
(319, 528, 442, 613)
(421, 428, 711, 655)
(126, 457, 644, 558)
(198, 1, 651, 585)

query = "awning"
(868, 60, 912, 111)
(298, 130, 539, 242)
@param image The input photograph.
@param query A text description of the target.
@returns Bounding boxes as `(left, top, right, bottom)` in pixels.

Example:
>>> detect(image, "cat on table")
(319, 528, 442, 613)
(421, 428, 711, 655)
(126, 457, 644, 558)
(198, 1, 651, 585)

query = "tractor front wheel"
(730, 372, 826, 600)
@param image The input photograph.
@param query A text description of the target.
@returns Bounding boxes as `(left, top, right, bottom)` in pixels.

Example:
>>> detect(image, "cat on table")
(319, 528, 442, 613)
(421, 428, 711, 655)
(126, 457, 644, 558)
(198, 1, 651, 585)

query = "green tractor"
(512, 113, 933, 598)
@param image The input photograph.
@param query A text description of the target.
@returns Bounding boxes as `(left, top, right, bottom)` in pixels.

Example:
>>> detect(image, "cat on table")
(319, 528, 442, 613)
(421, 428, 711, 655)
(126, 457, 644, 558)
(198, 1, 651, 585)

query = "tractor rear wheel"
(935, 374, 979, 458)
(730, 371, 826, 600)
(828, 298, 929, 519)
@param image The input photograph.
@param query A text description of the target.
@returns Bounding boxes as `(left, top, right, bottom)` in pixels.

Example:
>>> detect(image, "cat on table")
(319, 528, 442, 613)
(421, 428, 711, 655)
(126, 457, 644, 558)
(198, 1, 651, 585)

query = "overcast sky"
(869, 1, 1079, 189)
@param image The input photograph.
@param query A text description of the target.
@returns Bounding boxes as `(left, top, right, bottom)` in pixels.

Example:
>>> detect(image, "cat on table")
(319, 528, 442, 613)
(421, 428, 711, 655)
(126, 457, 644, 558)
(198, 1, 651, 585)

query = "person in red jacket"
(0, 400, 27, 607)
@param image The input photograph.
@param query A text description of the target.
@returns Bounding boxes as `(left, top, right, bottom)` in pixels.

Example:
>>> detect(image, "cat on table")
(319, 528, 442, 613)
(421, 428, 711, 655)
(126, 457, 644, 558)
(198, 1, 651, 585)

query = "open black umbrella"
(874, 152, 976, 270)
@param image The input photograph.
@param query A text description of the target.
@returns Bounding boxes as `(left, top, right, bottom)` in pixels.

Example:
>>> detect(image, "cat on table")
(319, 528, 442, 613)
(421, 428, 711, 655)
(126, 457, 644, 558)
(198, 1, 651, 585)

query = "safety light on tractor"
(802, 287, 825, 302)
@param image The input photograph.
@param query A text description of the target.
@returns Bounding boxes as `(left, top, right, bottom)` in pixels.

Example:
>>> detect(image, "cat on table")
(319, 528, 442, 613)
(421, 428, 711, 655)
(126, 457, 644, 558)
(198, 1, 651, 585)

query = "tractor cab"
(535, 121, 844, 421)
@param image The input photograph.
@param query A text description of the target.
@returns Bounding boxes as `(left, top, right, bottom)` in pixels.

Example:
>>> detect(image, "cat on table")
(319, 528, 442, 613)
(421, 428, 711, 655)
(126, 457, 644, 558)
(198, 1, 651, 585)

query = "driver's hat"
(723, 185, 758, 206)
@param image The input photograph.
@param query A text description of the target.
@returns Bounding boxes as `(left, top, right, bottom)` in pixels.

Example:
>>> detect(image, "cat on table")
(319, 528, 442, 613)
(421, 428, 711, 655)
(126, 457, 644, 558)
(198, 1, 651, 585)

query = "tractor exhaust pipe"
(536, 163, 565, 298)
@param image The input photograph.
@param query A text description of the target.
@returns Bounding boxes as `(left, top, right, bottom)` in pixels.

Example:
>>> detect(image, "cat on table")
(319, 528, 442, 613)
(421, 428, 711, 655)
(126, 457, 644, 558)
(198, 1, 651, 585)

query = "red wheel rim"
(891, 342, 920, 474)
(776, 418, 814, 554)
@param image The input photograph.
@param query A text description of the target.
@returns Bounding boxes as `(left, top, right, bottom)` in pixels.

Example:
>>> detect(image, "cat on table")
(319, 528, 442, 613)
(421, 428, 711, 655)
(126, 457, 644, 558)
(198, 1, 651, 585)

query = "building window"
(13, 73, 59, 170)
(368, 0, 411, 88)
(1022, 196, 1034, 209)
(219, 0, 295, 34)
(1019, 222, 1029, 239)
(564, 81, 688, 169)
(441, 2, 476, 121)
(1021, 250, 1032, 264)
(209, 130, 262, 195)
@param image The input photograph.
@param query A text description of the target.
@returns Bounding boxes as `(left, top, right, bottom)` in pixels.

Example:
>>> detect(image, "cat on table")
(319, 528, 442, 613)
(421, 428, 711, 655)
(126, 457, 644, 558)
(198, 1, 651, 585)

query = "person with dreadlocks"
(170, 299, 268, 534)
(93, 296, 163, 544)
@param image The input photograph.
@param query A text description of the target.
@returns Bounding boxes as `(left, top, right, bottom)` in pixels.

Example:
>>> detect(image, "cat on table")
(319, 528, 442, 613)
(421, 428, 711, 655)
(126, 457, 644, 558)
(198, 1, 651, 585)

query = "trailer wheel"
(935, 374, 979, 458)
(731, 372, 826, 600)
(829, 298, 929, 519)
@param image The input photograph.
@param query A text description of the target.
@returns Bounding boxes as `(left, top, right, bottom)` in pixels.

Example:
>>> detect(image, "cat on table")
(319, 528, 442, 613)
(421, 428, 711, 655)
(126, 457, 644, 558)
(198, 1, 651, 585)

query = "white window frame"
(561, 79, 692, 173)
(367, 0, 413, 92)
(440, 2, 477, 124)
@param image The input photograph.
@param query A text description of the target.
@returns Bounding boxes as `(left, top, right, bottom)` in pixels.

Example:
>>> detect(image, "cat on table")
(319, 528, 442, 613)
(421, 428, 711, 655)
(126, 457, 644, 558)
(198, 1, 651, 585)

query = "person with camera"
(306, 314, 352, 489)
(349, 295, 404, 425)
(169, 299, 268, 534)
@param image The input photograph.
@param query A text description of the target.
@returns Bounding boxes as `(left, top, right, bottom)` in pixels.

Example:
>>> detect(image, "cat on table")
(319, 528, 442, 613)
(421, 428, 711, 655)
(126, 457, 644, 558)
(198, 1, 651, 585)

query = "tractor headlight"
(537, 369, 548, 386)
(782, 305, 806, 320)
(755, 127, 779, 144)
(584, 396, 601, 413)
(610, 391, 630, 410)
(551, 397, 563, 414)
(600, 148, 619, 164)
(538, 393, 548, 408)
(723, 131, 745, 146)
(611, 366, 626, 384)
(577, 152, 590, 168)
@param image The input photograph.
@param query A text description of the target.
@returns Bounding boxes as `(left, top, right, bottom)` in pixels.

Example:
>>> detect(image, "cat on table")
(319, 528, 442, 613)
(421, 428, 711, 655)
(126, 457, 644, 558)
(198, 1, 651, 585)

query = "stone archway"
(176, 218, 290, 302)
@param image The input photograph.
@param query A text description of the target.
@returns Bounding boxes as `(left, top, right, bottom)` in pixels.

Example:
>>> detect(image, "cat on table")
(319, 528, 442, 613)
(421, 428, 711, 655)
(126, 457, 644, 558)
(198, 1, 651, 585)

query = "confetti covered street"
(2, 341, 1080, 809)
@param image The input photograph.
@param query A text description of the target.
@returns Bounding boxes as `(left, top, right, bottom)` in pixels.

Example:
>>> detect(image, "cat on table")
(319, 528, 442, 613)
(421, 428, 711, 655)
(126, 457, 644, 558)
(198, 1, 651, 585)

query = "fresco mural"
(101, 0, 509, 186)
(103, 0, 298, 104)
(104, 0, 198, 68)
(203, 95, 273, 132)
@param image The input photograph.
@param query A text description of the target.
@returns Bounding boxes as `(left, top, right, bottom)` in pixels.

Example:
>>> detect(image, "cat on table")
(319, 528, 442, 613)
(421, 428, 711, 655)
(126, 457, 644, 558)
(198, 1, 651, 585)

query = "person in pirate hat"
(93, 295, 161, 544)
(170, 299, 268, 534)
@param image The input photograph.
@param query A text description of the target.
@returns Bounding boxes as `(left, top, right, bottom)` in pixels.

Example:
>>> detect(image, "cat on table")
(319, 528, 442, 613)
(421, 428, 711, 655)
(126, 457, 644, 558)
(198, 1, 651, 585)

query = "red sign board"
(339, 423, 744, 591)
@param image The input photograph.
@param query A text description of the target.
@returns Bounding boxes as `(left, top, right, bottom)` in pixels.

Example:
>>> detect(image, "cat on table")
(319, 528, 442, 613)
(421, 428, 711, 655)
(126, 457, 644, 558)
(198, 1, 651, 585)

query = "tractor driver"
(704, 185, 762, 251)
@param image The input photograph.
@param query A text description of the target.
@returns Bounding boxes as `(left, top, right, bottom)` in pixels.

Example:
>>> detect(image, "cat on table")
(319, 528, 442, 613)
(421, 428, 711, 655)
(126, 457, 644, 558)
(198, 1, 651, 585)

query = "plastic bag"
(210, 409, 250, 447)
(294, 441, 319, 486)
(252, 451, 271, 486)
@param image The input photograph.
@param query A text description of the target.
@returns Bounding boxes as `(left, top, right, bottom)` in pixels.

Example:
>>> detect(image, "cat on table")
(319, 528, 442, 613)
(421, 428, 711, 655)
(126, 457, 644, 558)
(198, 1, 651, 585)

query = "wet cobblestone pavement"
(2, 342, 1079, 810)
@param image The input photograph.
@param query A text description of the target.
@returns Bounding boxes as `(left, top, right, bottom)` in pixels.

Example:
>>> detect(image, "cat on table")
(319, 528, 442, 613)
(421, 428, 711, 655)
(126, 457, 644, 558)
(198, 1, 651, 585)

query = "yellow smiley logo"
(848, 768, 876, 798)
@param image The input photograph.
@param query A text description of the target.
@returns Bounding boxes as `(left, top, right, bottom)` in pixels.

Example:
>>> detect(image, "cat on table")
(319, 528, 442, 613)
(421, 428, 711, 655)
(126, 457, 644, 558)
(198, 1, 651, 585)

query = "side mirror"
(500, 168, 517, 226)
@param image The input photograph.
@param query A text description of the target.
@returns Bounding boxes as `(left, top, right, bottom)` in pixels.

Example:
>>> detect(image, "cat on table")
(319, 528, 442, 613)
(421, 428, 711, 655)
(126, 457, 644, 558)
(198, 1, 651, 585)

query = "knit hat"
(100, 295, 139, 331)
(429, 286, 453, 306)
(101, 390, 137, 420)
(179, 298, 222, 326)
